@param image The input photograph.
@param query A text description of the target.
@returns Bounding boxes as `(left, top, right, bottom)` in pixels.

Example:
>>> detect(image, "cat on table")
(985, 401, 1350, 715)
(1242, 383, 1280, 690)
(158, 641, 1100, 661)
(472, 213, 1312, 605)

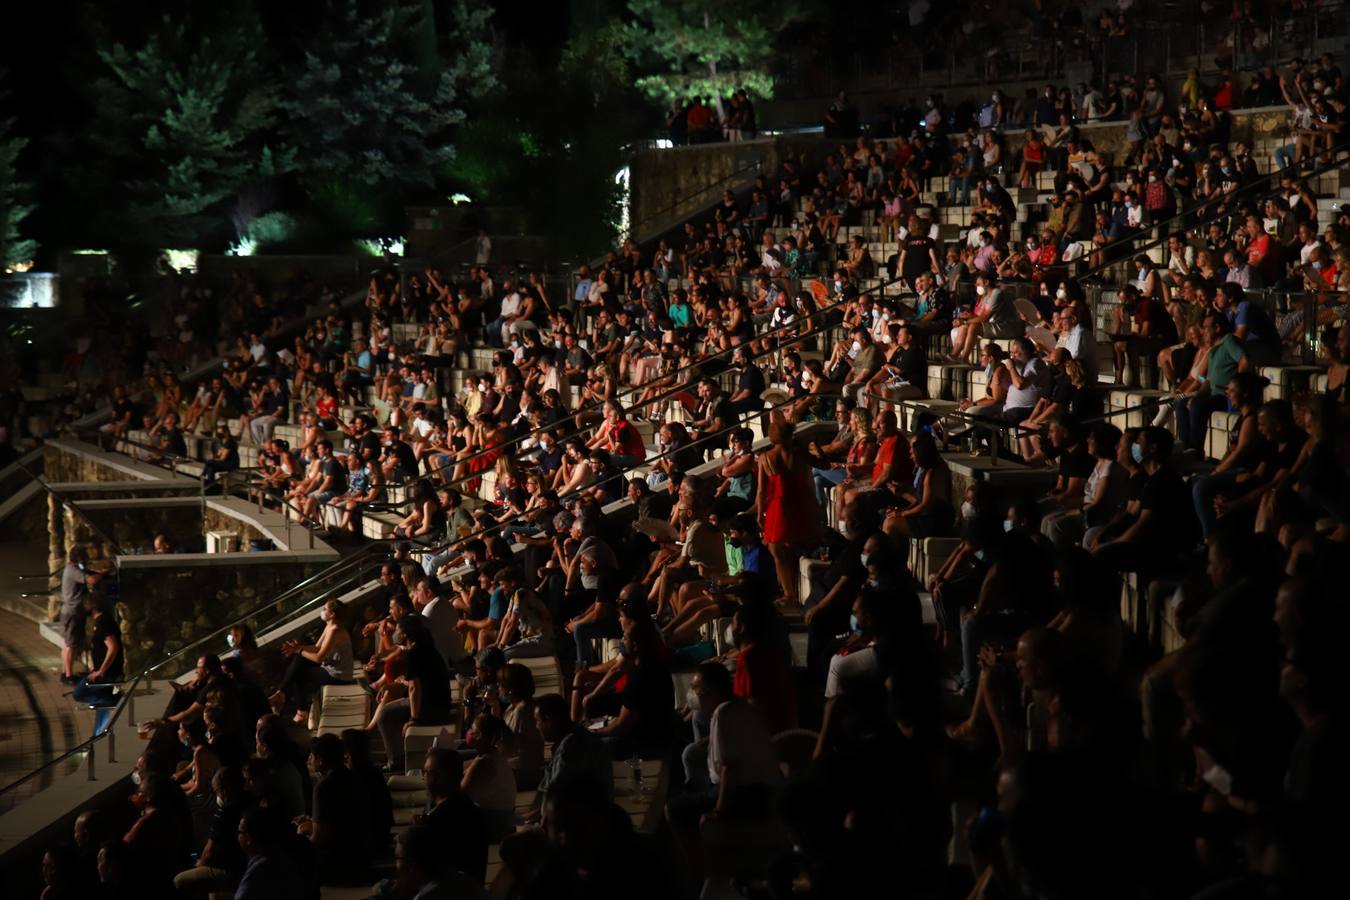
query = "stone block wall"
(74, 500, 206, 555)
(114, 557, 333, 674)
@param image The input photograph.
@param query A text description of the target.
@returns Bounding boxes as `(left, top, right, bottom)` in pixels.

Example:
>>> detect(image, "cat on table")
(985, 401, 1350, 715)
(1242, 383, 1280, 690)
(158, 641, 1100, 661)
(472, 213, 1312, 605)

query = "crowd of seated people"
(29, 40, 1350, 900)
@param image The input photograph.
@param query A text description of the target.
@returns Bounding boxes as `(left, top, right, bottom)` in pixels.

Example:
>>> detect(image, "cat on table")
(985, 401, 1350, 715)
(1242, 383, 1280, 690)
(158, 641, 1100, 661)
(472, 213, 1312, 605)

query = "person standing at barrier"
(59, 544, 105, 685)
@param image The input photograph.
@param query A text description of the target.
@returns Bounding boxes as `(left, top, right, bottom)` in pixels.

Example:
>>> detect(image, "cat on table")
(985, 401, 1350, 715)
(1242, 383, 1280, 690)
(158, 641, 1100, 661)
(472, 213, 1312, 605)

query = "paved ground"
(0, 540, 93, 814)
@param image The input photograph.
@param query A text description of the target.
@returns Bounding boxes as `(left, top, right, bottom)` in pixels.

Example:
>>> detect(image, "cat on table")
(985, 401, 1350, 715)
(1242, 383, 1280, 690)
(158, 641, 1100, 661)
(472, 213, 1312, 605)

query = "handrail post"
(107, 728, 116, 763)
(87, 746, 95, 781)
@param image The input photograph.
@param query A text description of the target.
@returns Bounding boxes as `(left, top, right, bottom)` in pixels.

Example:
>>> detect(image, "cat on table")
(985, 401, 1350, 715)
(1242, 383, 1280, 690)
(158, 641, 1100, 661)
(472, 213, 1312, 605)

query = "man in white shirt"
(666, 661, 781, 855)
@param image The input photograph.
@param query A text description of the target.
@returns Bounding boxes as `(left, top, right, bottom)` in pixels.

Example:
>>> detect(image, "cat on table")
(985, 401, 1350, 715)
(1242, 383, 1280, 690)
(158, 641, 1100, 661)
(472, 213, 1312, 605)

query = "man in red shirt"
(588, 400, 647, 469)
(839, 409, 913, 521)
(1244, 215, 1281, 285)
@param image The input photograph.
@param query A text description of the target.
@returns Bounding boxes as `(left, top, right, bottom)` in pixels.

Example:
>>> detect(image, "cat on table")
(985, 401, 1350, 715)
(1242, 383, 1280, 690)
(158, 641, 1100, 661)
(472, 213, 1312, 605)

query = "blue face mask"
(848, 614, 861, 633)
(1003, 519, 1014, 533)
(1131, 443, 1144, 464)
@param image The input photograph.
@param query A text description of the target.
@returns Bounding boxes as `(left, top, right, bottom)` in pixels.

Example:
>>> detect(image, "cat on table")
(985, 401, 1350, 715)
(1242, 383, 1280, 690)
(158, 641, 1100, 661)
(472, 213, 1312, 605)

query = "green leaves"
(0, 111, 37, 269)
(93, 13, 290, 248)
(622, 0, 787, 105)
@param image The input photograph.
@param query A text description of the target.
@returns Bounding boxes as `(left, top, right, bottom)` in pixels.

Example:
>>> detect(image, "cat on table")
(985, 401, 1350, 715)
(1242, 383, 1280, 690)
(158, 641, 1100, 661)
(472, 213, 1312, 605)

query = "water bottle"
(627, 755, 642, 795)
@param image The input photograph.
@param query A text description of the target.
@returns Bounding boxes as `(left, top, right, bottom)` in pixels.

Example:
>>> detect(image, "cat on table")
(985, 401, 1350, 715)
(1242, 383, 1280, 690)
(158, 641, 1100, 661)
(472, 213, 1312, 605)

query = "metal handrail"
(10, 130, 1340, 800)
(0, 387, 827, 802)
(372, 272, 906, 495)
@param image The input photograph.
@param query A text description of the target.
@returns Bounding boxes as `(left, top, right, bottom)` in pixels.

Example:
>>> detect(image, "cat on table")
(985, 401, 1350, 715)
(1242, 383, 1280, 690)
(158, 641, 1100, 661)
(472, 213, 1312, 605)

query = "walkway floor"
(0, 540, 93, 814)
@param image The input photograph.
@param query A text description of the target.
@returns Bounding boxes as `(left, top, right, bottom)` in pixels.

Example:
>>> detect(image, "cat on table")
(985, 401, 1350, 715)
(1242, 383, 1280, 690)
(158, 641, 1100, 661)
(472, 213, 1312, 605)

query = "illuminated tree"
(96, 15, 290, 247)
(623, 0, 795, 105)
(0, 111, 36, 270)
(280, 0, 496, 192)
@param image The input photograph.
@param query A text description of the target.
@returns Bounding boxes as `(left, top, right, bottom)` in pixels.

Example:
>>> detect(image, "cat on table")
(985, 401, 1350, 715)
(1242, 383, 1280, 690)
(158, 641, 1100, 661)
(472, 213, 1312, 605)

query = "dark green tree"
(95, 14, 290, 248)
(623, 0, 792, 106)
(0, 110, 37, 270)
(278, 0, 497, 236)
(282, 0, 494, 190)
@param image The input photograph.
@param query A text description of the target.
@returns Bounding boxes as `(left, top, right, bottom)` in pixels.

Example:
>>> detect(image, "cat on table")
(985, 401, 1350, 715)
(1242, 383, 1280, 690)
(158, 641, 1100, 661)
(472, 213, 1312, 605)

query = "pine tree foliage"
(98, 15, 289, 245)
(623, 0, 788, 104)
(0, 111, 37, 269)
(281, 0, 494, 191)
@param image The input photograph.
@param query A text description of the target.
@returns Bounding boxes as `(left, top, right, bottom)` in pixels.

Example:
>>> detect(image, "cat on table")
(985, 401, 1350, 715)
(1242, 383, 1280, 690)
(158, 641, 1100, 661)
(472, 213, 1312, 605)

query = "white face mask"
(960, 501, 977, 520)
(976, 285, 987, 296)
(1056, 287, 1067, 299)
(859, 552, 870, 566)
(850, 340, 862, 354)
(580, 573, 599, 590)
(686, 687, 701, 712)
(226, 633, 236, 649)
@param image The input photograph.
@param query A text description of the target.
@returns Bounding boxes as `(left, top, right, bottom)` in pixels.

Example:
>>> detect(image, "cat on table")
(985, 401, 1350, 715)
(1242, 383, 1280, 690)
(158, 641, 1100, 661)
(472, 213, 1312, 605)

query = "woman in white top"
(462, 713, 518, 841)
(271, 598, 355, 725)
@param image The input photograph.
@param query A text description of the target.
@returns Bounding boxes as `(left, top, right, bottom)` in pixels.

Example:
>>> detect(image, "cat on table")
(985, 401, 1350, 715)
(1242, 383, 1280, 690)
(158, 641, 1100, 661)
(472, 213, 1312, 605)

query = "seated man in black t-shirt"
(728, 345, 767, 418)
(297, 734, 372, 885)
(1038, 416, 1095, 534)
(371, 616, 452, 772)
(147, 412, 188, 461)
(1094, 427, 1197, 573)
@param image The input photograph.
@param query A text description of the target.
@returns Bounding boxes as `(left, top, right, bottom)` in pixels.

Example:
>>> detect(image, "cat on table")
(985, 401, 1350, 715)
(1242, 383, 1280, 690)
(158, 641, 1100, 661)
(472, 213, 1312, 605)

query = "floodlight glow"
(163, 249, 200, 271)
(356, 237, 406, 257)
(449, 193, 471, 205)
(227, 237, 258, 257)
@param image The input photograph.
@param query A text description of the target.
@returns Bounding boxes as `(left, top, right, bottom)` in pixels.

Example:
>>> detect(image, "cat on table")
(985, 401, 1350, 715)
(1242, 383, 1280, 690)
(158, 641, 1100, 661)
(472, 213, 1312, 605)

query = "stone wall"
(41, 441, 199, 487)
(73, 498, 206, 555)
(113, 555, 334, 674)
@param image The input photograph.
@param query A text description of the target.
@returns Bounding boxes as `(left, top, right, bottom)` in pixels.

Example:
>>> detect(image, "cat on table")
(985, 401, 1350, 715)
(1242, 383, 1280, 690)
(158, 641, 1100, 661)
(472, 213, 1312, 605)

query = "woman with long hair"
(758, 415, 822, 607)
(270, 598, 354, 725)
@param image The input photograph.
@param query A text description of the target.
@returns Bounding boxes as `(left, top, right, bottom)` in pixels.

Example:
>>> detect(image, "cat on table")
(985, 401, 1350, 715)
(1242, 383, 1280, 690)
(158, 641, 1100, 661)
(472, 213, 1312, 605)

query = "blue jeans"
(73, 678, 119, 734)
(1191, 468, 1246, 538)
(501, 523, 541, 545)
(1274, 143, 1296, 170)
(812, 467, 846, 508)
(485, 317, 507, 347)
(1175, 393, 1229, 453)
(948, 176, 971, 205)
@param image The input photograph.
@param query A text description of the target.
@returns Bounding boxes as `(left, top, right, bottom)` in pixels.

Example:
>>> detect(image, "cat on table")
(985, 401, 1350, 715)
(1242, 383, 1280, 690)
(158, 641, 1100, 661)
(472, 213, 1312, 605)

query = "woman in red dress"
(757, 414, 822, 607)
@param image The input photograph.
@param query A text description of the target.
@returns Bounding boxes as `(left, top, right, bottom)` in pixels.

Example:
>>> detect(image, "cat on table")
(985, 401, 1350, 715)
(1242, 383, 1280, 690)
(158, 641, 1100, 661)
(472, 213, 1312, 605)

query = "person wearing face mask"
(175, 717, 221, 808)
(565, 554, 624, 667)
(1093, 427, 1197, 573)
(494, 565, 555, 660)
(172, 767, 254, 900)
(270, 599, 355, 726)
(823, 585, 908, 701)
